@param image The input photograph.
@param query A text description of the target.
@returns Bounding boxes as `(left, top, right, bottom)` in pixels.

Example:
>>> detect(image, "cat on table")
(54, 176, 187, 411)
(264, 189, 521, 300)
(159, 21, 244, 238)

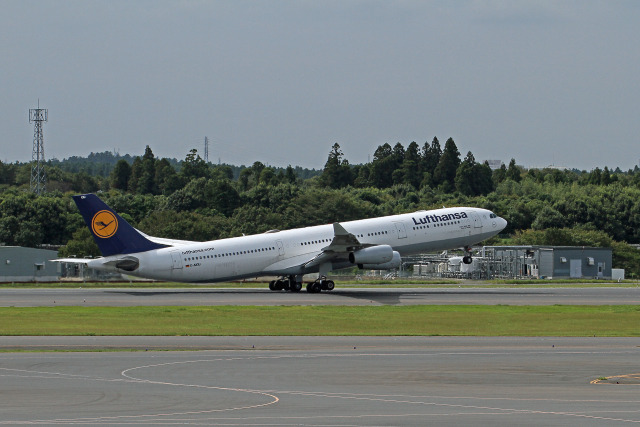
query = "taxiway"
(1, 337, 639, 426)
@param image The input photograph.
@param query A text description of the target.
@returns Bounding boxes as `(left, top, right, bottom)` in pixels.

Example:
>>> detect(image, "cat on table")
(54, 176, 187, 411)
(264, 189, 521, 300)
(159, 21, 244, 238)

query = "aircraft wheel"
(463, 256, 472, 265)
(306, 282, 321, 293)
(290, 281, 302, 292)
(324, 280, 335, 291)
(269, 280, 278, 291)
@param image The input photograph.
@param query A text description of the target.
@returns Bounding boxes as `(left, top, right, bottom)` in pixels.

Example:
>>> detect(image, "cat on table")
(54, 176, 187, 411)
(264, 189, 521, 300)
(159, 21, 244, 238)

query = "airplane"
(57, 193, 507, 292)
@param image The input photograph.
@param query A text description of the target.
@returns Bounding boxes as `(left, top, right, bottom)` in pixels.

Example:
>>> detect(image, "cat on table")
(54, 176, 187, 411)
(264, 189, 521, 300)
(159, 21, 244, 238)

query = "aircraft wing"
(302, 250, 338, 269)
(325, 222, 363, 252)
(303, 222, 365, 268)
(265, 222, 366, 273)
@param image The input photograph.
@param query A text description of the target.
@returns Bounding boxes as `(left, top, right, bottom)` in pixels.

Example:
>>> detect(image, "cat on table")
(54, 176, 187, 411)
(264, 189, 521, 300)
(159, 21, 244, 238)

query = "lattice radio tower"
(204, 136, 209, 163)
(29, 101, 48, 195)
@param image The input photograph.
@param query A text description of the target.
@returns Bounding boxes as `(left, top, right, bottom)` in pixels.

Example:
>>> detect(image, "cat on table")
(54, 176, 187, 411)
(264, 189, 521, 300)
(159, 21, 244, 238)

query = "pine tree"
(433, 137, 461, 189)
(400, 141, 422, 188)
(110, 159, 131, 191)
(506, 158, 521, 182)
(422, 137, 442, 172)
(455, 151, 476, 195)
(319, 143, 353, 188)
(370, 143, 395, 188)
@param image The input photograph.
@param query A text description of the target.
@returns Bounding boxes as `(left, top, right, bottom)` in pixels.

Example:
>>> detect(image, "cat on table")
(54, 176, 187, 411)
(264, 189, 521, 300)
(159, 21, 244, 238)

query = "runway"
(3, 288, 640, 425)
(2, 285, 640, 306)
(1, 337, 639, 426)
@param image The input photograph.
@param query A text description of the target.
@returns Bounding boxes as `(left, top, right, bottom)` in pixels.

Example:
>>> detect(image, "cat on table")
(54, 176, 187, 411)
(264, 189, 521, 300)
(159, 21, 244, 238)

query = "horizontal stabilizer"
(50, 258, 94, 265)
(52, 255, 140, 272)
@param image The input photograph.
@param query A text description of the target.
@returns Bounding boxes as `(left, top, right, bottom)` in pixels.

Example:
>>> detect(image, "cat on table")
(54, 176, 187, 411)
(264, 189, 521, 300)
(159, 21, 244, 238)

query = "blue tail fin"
(73, 194, 167, 257)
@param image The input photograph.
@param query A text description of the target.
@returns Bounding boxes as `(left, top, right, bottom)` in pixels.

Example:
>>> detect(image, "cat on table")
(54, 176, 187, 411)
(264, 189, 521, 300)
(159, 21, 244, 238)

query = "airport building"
(0, 246, 125, 282)
(409, 246, 613, 280)
(0, 246, 60, 282)
(483, 246, 612, 279)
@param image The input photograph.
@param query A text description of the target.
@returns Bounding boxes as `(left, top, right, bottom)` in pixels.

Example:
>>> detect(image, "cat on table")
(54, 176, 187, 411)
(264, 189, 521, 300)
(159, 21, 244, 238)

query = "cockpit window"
(489, 213, 497, 218)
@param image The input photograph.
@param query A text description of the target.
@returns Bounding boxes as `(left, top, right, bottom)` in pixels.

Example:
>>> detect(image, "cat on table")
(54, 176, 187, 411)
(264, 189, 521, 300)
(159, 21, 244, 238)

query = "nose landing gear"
(462, 245, 473, 265)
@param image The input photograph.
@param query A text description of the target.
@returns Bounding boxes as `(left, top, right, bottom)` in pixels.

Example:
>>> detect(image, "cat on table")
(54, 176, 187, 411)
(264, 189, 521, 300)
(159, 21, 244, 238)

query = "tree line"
(1, 139, 640, 275)
(318, 138, 518, 197)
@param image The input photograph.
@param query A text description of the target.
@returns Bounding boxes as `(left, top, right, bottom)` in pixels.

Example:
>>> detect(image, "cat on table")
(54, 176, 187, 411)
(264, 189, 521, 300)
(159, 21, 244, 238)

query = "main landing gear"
(305, 276, 335, 293)
(268, 275, 335, 293)
(268, 275, 303, 292)
(462, 245, 473, 265)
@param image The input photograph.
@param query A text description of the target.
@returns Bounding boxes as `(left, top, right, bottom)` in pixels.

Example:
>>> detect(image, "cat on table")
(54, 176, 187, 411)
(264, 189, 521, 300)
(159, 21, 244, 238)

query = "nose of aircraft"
(496, 216, 508, 232)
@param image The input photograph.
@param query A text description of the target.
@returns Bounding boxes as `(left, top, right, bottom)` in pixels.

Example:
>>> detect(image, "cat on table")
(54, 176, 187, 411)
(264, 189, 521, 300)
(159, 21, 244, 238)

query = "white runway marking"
(2, 348, 640, 425)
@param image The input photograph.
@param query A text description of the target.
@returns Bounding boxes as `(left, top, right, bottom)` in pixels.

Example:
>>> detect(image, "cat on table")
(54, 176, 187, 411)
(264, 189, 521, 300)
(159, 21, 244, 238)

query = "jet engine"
(349, 245, 393, 265)
(361, 251, 401, 270)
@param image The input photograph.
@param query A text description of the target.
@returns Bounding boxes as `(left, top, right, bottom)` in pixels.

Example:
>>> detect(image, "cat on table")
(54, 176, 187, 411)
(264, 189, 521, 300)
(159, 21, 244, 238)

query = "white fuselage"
(88, 207, 506, 283)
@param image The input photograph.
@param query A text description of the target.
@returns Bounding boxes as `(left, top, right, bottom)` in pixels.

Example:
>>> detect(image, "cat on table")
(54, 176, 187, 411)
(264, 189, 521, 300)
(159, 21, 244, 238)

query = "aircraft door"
(393, 222, 407, 239)
(170, 251, 183, 269)
(468, 211, 483, 234)
(276, 240, 285, 257)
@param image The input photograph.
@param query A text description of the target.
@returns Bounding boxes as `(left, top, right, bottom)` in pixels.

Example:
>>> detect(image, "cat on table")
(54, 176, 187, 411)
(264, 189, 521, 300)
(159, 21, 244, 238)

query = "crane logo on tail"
(92, 210, 118, 238)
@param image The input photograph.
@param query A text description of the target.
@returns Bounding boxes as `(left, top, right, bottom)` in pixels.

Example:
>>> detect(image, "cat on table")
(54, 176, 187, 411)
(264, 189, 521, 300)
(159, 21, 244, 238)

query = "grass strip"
(1, 305, 640, 337)
(0, 282, 232, 289)
(2, 280, 639, 289)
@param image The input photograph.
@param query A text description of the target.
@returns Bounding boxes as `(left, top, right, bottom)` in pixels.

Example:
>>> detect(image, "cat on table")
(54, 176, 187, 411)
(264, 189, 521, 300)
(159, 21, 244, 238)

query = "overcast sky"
(2, 1, 639, 170)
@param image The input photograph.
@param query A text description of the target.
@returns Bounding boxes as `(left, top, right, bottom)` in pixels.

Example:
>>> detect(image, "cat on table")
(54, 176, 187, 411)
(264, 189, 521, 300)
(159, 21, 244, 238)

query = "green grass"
(2, 305, 640, 336)
(2, 279, 638, 288)
(0, 281, 251, 289)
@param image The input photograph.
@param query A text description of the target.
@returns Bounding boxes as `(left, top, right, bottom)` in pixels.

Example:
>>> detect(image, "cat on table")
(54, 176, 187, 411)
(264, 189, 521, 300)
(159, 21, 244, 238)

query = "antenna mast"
(204, 136, 209, 163)
(29, 101, 48, 195)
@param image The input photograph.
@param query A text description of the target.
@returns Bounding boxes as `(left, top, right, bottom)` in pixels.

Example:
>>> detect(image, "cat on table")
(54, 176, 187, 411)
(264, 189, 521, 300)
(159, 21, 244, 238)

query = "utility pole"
(204, 136, 209, 163)
(29, 101, 48, 195)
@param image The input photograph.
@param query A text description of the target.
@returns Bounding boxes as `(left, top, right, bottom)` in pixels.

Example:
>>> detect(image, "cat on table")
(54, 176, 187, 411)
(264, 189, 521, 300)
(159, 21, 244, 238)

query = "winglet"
(333, 222, 350, 236)
(328, 222, 361, 250)
(73, 194, 167, 257)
